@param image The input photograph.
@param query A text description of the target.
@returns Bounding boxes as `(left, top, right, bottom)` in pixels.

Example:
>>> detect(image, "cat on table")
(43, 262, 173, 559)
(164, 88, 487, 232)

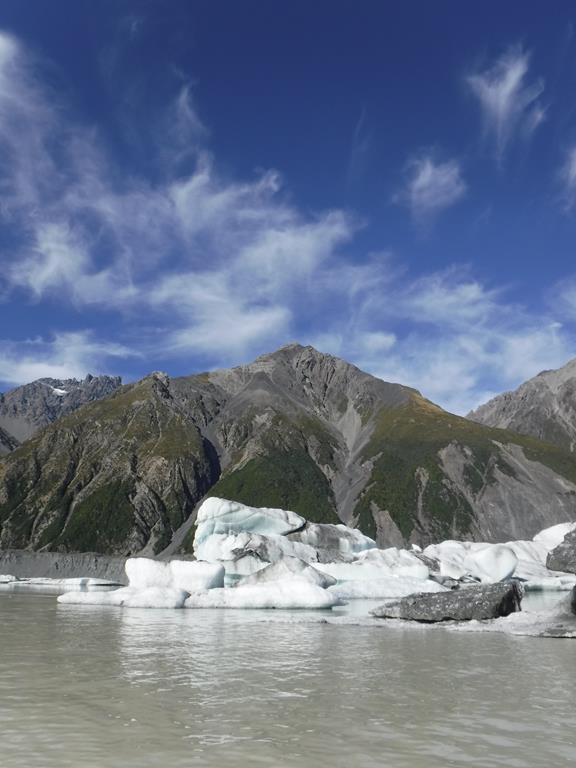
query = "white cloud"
(0, 31, 355, 362)
(0, 30, 574, 419)
(560, 147, 576, 210)
(466, 46, 545, 162)
(314, 270, 576, 415)
(391, 271, 502, 327)
(0, 332, 136, 386)
(395, 155, 466, 222)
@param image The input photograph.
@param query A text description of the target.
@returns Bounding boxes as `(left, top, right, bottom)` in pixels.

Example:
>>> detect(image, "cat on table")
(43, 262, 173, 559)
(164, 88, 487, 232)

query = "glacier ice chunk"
(194, 532, 319, 576)
(169, 560, 224, 591)
(288, 522, 376, 556)
(194, 497, 306, 552)
(58, 586, 189, 608)
(462, 545, 518, 584)
(236, 556, 336, 589)
(328, 576, 447, 600)
(533, 522, 576, 551)
(125, 558, 173, 589)
(185, 580, 340, 610)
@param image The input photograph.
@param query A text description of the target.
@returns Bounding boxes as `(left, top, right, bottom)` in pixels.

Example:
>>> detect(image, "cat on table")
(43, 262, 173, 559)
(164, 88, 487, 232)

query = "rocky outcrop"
(370, 582, 523, 622)
(0, 426, 19, 455)
(468, 358, 576, 452)
(547, 529, 576, 574)
(2, 344, 576, 555)
(0, 374, 121, 447)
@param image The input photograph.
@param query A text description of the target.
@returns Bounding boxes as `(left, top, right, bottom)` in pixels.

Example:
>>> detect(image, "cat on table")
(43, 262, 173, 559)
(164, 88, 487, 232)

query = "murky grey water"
(1, 592, 575, 768)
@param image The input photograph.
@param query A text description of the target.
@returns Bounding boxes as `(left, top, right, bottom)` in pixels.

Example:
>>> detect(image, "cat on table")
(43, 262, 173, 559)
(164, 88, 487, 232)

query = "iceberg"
(533, 522, 576, 551)
(236, 556, 337, 589)
(287, 522, 376, 556)
(462, 545, 518, 584)
(194, 532, 320, 577)
(185, 580, 340, 610)
(328, 576, 447, 600)
(57, 557, 224, 608)
(58, 586, 189, 609)
(193, 498, 377, 577)
(169, 560, 225, 591)
(423, 542, 518, 584)
(194, 497, 306, 551)
(54, 500, 576, 613)
(356, 547, 430, 580)
(124, 558, 224, 591)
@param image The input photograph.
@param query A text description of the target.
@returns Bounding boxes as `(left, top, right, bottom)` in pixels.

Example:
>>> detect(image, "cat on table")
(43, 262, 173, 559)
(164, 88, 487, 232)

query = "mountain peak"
(469, 356, 576, 451)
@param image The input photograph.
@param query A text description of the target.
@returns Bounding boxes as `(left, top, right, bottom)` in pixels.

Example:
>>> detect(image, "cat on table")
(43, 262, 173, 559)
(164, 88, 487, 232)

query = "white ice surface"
(169, 560, 224, 591)
(125, 559, 173, 589)
(184, 580, 340, 610)
(236, 556, 336, 589)
(58, 586, 189, 608)
(328, 576, 447, 600)
(194, 497, 305, 551)
(124, 558, 224, 591)
(424, 541, 519, 583)
(532, 521, 576, 551)
(292, 523, 376, 555)
(356, 547, 430, 580)
(194, 532, 319, 574)
(462, 545, 518, 584)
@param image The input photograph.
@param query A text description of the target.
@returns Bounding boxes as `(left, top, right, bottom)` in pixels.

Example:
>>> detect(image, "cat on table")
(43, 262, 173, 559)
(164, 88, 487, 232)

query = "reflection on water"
(1, 593, 575, 767)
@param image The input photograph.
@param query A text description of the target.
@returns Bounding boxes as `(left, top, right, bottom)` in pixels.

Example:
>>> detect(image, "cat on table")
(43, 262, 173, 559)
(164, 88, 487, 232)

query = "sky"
(0, 0, 576, 414)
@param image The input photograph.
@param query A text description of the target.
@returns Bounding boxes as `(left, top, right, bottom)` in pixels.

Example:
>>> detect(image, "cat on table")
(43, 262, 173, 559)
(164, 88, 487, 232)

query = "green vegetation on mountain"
(2, 344, 576, 555)
(355, 395, 576, 542)
(210, 450, 339, 524)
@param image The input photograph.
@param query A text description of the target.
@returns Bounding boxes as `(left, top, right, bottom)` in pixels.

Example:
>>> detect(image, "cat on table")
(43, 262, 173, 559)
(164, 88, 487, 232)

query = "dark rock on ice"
(370, 582, 523, 623)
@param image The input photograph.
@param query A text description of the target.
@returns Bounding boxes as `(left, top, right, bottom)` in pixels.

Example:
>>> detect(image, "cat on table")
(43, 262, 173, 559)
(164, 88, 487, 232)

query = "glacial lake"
(1, 592, 575, 768)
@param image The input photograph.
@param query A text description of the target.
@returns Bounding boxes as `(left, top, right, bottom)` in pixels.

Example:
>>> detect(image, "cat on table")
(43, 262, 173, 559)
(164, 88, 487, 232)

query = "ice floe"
(58, 586, 189, 609)
(125, 558, 224, 592)
(194, 497, 306, 550)
(236, 556, 336, 589)
(185, 580, 340, 610)
(532, 521, 576, 551)
(328, 576, 447, 601)
(52, 499, 576, 619)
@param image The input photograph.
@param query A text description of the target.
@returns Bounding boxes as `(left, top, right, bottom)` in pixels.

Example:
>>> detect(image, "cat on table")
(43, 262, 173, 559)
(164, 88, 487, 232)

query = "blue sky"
(0, 1, 576, 413)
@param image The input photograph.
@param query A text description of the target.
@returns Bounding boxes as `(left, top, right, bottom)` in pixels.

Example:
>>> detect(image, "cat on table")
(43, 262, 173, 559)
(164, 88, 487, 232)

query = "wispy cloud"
(395, 154, 466, 223)
(0, 30, 355, 366)
(312, 270, 575, 414)
(346, 106, 371, 187)
(0, 30, 574, 415)
(0, 332, 136, 386)
(466, 45, 545, 163)
(560, 146, 576, 210)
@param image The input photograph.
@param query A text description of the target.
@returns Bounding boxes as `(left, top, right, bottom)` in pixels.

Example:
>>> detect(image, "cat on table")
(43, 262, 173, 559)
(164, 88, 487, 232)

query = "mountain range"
(1, 344, 575, 555)
(468, 358, 576, 453)
(0, 375, 122, 453)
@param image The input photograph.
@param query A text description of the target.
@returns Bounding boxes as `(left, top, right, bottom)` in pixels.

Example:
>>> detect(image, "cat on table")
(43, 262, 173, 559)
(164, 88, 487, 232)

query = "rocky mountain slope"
(1, 344, 576, 555)
(468, 358, 576, 452)
(0, 426, 19, 456)
(0, 374, 122, 449)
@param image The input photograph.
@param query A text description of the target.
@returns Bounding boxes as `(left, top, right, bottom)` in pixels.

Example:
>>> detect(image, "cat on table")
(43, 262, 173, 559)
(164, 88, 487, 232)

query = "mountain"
(468, 358, 576, 453)
(1, 344, 576, 555)
(0, 374, 122, 448)
(0, 426, 19, 456)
